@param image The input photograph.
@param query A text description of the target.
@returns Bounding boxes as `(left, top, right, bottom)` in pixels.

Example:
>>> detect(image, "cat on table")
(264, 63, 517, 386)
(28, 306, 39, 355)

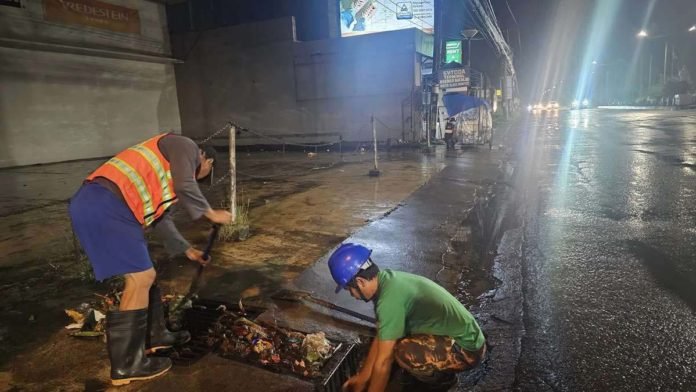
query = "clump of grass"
(218, 198, 251, 242)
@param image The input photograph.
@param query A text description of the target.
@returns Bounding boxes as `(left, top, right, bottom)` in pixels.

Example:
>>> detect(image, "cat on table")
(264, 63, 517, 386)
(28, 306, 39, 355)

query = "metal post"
(467, 39, 472, 70)
(369, 115, 380, 177)
(639, 57, 644, 97)
(426, 105, 431, 148)
(663, 42, 668, 85)
(671, 45, 675, 80)
(410, 86, 415, 141)
(229, 125, 236, 223)
(648, 54, 653, 89)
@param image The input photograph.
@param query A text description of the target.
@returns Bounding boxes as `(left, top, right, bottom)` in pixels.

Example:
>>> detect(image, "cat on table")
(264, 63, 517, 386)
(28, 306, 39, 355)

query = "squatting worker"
(68, 133, 232, 386)
(329, 243, 486, 392)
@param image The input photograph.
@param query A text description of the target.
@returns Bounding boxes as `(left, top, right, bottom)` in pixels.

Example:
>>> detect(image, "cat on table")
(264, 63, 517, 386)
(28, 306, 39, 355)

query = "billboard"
(445, 40, 462, 64)
(339, 0, 434, 37)
(439, 67, 469, 90)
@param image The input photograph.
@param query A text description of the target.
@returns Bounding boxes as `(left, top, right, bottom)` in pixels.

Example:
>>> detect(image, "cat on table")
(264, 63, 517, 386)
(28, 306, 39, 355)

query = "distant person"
(69, 133, 232, 385)
(329, 244, 486, 392)
(444, 117, 456, 150)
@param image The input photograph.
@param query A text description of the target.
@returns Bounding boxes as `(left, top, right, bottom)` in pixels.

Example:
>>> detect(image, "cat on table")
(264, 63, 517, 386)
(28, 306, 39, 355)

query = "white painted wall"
(0, 0, 181, 168)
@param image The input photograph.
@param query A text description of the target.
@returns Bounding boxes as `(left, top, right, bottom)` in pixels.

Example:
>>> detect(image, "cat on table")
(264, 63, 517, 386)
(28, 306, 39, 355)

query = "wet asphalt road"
(512, 109, 696, 391)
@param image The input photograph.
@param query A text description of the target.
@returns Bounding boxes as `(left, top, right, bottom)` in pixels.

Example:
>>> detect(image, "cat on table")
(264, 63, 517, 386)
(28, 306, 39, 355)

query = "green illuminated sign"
(445, 40, 462, 64)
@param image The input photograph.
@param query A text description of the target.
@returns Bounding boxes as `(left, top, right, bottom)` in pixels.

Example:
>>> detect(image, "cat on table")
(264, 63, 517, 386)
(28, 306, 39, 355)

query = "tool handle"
(202, 224, 220, 261)
(305, 296, 377, 324)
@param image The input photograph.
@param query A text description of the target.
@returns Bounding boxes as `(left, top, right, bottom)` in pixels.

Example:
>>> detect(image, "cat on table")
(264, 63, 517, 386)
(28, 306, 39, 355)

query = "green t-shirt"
(374, 269, 485, 351)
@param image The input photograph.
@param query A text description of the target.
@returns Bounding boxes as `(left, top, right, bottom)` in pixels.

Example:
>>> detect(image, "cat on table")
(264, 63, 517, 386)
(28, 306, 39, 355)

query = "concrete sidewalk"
(0, 138, 523, 391)
(260, 143, 522, 391)
(292, 148, 504, 320)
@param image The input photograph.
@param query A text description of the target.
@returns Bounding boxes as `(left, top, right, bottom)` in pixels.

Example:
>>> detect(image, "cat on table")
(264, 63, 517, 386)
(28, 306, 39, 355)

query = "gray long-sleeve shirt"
(92, 134, 211, 256)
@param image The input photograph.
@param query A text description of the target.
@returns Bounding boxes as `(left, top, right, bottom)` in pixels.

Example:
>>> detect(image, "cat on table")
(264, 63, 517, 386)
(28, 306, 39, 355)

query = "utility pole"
(433, 0, 443, 76)
(462, 29, 479, 71)
(663, 42, 668, 85)
(648, 53, 653, 89)
(671, 45, 675, 80)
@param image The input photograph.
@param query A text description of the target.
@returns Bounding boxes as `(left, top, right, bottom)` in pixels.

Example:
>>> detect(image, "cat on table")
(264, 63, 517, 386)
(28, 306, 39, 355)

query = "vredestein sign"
(43, 0, 141, 34)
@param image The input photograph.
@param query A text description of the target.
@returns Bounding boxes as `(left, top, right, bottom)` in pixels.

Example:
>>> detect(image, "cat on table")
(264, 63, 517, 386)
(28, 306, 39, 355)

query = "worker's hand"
(204, 209, 233, 225)
(185, 247, 210, 266)
(342, 374, 368, 392)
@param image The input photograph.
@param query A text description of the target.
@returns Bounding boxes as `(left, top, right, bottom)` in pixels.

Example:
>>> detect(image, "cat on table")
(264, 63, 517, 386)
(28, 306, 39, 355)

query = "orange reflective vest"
(86, 134, 178, 227)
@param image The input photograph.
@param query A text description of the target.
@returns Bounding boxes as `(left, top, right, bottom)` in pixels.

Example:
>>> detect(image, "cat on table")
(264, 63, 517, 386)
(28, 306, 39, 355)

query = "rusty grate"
(170, 297, 360, 391)
(163, 298, 263, 366)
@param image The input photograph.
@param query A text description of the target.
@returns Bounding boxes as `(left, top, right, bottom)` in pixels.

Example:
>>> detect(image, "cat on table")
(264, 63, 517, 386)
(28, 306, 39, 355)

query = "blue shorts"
(68, 182, 153, 281)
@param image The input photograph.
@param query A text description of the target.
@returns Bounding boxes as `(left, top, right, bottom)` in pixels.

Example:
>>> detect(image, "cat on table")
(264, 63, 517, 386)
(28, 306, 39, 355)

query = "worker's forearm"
(358, 337, 381, 379)
(366, 358, 391, 392)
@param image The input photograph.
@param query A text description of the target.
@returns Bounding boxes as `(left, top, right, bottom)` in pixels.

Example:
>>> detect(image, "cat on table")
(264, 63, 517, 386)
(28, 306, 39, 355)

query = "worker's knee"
(394, 335, 431, 372)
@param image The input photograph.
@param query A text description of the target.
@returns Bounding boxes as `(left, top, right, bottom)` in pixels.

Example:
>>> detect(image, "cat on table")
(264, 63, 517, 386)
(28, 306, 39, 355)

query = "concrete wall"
(172, 17, 418, 145)
(0, 0, 181, 168)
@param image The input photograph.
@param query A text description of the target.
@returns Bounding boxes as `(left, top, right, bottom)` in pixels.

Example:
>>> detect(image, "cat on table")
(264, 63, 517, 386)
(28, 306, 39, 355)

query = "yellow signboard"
(43, 0, 140, 34)
(496, 89, 503, 97)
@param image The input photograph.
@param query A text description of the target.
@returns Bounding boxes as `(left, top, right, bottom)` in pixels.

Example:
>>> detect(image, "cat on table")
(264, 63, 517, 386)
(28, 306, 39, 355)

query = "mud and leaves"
(62, 287, 122, 339)
(208, 310, 337, 378)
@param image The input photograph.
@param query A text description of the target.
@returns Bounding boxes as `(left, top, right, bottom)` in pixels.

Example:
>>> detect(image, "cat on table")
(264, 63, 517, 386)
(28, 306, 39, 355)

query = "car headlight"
(527, 105, 533, 112)
(582, 99, 590, 107)
(572, 100, 579, 108)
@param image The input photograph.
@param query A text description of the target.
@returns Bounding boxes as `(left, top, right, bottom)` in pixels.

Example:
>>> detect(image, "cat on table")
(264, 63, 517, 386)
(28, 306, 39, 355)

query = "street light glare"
(637, 30, 648, 37)
(689, 25, 696, 32)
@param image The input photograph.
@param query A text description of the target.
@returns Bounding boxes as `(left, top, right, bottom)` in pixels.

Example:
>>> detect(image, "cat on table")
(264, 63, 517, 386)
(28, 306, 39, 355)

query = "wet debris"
(163, 293, 195, 330)
(63, 289, 119, 338)
(63, 290, 191, 339)
(209, 311, 338, 378)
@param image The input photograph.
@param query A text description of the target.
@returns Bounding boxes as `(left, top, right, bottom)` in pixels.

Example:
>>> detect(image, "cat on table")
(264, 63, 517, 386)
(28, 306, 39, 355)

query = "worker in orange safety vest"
(69, 133, 232, 385)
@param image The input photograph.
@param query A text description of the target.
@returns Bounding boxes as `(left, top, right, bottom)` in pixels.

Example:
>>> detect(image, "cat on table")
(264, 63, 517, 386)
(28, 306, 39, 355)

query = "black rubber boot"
(146, 285, 191, 353)
(107, 308, 172, 386)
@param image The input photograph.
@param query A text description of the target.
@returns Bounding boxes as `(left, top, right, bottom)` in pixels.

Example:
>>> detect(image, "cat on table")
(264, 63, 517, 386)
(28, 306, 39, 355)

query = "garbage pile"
(162, 293, 194, 330)
(63, 289, 120, 339)
(209, 311, 336, 378)
(64, 290, 193, 339)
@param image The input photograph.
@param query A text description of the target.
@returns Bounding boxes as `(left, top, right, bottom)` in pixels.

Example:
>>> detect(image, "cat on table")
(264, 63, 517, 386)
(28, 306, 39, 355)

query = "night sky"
(501, 0, 696, 101)
(167, 0, 695, 102)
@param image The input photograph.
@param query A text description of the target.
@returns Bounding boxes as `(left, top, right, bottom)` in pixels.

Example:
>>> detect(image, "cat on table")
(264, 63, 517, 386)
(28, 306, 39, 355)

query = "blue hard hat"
(328, 243, 372, 293)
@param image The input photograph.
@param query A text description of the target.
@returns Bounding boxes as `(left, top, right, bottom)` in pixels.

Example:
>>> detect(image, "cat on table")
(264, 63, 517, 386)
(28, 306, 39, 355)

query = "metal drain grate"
(316, 342, 360, 392)
(166, 298, 361, 391)
(164, 298, 263, 366)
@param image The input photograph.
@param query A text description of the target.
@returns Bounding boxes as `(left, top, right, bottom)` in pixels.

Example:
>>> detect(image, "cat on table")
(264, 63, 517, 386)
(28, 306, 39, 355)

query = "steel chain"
(196, 122, 233, 145)
(208, 170, 232, 189)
